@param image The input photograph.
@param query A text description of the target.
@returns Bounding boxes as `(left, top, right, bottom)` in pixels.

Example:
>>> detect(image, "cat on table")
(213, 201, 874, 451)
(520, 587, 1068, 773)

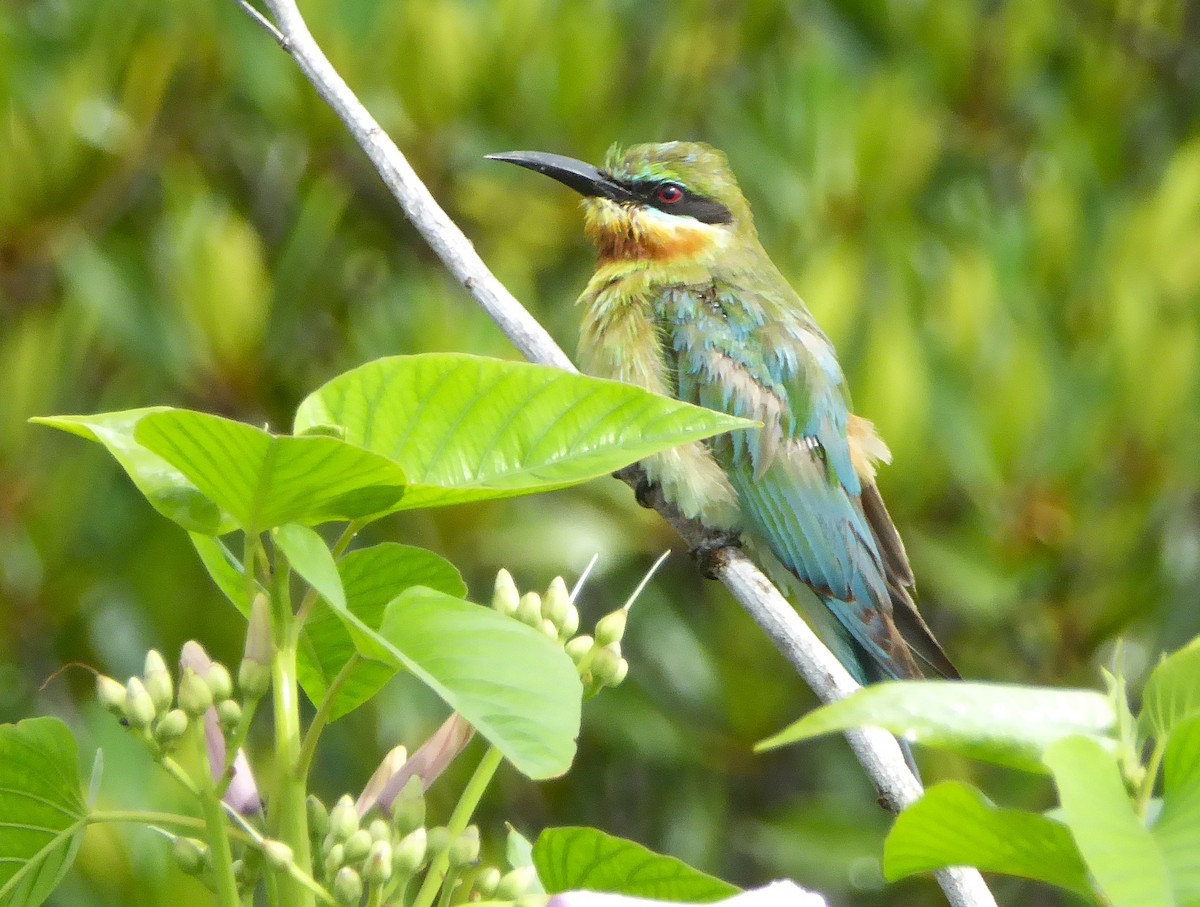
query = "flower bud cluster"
(491, 569, 630, 696)
(170, 831, 289, 898)
(94, 640, 259, 758)
(316, 775, 548, 907)
(313, 783, 464, 905)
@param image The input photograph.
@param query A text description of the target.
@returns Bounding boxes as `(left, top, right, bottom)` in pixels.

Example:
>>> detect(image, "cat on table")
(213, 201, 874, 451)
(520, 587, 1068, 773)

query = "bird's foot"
(690, 530, 742, 579)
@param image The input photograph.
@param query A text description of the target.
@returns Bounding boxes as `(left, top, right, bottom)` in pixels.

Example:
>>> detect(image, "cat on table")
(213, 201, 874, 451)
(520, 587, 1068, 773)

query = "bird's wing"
(666, 281, 952, 678)
(851, 417, 959, 679)
(678, 317, 916, 676)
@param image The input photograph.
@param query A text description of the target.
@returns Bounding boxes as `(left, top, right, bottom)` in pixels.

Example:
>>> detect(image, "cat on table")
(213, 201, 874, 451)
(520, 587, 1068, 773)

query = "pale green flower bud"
(516, 592, 542, 627)
(307, 795, 330, 840)
(368, 818, 390, 842)
(515, 895, 550, 907)
(143, 649, 173, 713)
(263, 839, 293, 871)
(96, 674, 127, 715)
(364, 840, 392, 884)
(178, 668, 214, 717)
(216, 698, 242, 733)
(172, 836, 208, 874)
(492, 569, 520, 616)
(426, 825, 451, 857)
(205, 662, 234, 702)
(333, 866, 363, 906)
(344, 828, 372, 863)
(329, 794, 359, 842)
(496, 866, 538, 900)
(564, 635, 594, 665)
(448, 825, 480, 867)
(324, 843, 345, 877)
(232, 858, 250, 887)
(594, 607, 628, 647)
(391, 776, 425, 834)
(125, 677, 157, 729)
(392, 826, 427, 875)
(559, 602, 580, 640)
(539, 619, 560, 640)
(154, 709, 189, 745)
(238, 592, 272, 701)
(541, 577, 571, 627)
(591, 644, 625, 687)
(474, 865, 501, 897)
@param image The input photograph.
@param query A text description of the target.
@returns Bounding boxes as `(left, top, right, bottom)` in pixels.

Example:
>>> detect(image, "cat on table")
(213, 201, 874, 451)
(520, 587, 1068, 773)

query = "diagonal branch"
(234, 2, 997, 905)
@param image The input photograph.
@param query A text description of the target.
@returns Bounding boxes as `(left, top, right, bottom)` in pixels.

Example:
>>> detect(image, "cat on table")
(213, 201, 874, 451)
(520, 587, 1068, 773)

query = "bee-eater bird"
(489, 142, 957, 684)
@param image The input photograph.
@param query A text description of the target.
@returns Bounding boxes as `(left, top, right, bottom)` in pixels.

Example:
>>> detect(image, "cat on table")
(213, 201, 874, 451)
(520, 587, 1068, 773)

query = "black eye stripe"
(616, 179, 734, 225)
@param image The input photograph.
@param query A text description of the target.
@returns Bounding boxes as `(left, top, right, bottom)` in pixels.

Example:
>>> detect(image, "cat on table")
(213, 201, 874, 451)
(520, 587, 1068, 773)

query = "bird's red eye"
(656, 184, 684, 204)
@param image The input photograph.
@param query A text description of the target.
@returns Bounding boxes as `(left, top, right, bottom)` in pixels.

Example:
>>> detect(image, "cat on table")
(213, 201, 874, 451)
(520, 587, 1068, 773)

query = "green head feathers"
(601, 141, 753, 229)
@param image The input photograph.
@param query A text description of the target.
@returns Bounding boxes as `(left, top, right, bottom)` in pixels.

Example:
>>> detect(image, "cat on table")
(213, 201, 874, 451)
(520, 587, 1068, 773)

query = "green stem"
(365, 883, 385, 907)
(88, 809, 249, 844)
(219, 697, 260, 796)
(1138, 738, 1168, 816)
(156, 754, 201, 798)
(435, 867, 459, 907)
(223, 805, 337, 906)
(268, 547, 317, 907)
(410, 745, 503, 907)
(297, 653, 362, 779)
(244, 531, 260, 613)
(200, 786, 243, 907)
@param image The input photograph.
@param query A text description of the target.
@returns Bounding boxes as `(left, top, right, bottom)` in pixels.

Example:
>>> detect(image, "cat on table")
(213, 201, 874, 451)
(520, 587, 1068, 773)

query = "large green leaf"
(30, 410, 234, 534)
(297, 543, 466, 721)
(136, 410, 407, 531)
(883, 781, 1091, 895)
(757, 681, 1116, 773)
(1154, 714, 1200, 904)
(293, 353, 757, 509)
(1045, 735, 1173, 907)
(0, 718, 87, 907)
(1142, 637, 1200, 740)
(338, 586, 581, 779)
(532, 827, 738, 901)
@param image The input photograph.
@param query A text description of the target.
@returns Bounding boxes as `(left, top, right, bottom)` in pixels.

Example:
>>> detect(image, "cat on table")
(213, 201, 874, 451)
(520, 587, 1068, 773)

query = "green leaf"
(189, 533, 261, 615)
(340, 586, 581, 779)
(757, 681, 1116, 773)
(1154, 714, 1200, 904)
(136, 410, 407, 531)
(0, 718, 87, 907)
(1142, 637, 1200, 740)
(297, 543, 465, 721)
(293, 353, 756, 509)
(1045, 735, 1173, 907)
(883, 781, 1092, 895)
(31, 410, 234, 534)
(532, 827, 738, 901)
(274, 524, 345, 610)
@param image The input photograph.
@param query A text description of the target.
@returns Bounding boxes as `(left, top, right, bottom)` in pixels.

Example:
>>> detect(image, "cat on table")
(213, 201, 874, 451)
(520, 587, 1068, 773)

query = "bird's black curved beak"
(486, 151, 639, 204)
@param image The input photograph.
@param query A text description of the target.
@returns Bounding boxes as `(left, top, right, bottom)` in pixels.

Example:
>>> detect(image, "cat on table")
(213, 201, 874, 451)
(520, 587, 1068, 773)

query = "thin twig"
(235, 0, 287, 49)
(229, 3, 997, 905)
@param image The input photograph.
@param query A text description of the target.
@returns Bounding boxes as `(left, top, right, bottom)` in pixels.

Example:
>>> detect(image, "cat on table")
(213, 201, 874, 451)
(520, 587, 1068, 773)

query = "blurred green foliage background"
(3, 0, 1199, 903)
